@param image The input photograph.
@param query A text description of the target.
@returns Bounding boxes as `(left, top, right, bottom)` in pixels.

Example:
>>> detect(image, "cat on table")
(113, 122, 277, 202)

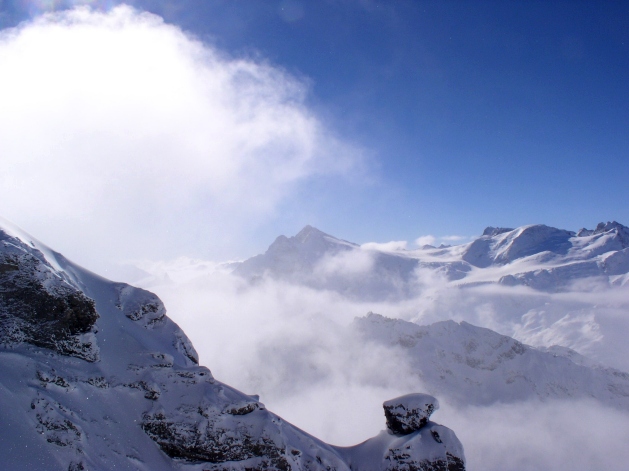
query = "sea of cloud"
(133, 258, 629, 470)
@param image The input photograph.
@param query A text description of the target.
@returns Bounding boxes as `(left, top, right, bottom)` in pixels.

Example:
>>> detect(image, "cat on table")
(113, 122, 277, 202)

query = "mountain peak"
(594, 221, 629, 235)
(482, 226, 513, 237)
(295, 225, 328, 242)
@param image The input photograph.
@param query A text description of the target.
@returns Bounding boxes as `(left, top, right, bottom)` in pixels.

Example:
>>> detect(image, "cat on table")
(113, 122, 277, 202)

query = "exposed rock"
(31, 394, 83, 449)
(140, 399, 347, 470)
(0, 231, 99, 361)
(482, 227, 513, 236)
(383, 394, 439, 435)
(115, 283, 166, 327)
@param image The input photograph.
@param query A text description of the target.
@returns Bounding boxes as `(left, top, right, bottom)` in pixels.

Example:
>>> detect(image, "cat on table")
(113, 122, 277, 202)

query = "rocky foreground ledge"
(0, 222, 465, 471)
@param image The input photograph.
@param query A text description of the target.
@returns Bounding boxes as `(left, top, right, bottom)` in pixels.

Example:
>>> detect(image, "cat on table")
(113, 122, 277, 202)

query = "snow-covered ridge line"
(355, 313, 629, 409)
(0, 220, 465, 471)
(233, 221, 629, 298)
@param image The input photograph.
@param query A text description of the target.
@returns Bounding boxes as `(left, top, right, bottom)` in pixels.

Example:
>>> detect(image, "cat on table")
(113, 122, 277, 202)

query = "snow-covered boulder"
(336, 394, 464, 471)
(383, 393, 439, 435)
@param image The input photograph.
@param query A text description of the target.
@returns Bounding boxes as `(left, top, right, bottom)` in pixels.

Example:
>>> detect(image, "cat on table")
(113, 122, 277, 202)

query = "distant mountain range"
(234, 221, 629, 298)
(231, 221, 629, 374)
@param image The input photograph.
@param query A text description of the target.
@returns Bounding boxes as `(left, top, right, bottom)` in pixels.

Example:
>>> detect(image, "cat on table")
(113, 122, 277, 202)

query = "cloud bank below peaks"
(0, 5, 363, 272)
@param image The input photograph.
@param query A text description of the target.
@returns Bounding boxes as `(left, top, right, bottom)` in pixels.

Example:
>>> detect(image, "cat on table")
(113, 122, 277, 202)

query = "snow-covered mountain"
(231, 222, 629, 373)
(355, 313, 629, 409)
(234, 221, 629, 296)
(234, 225, 421, 300)
(0, 220, 465, 471)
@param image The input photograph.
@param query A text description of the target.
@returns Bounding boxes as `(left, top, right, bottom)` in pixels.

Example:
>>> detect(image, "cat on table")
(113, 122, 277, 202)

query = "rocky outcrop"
(336, 394, 465, 471)
(0, 230, 99, 361)
(383, 394, 439, 435)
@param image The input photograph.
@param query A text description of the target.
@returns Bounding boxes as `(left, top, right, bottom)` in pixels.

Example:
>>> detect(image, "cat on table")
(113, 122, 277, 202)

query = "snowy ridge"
(0, 220, 465, 471)
(355, 313, 629, 408)
(234, 221, 629, 296)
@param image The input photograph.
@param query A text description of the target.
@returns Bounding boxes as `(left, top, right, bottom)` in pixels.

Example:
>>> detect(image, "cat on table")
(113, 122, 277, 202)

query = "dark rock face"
(141, 402, 333, 471)
(482, 227, 513, 237)
(0, 233, 99, 361)
(384, 394, 439, 435)
(142, 410, 291, 469)
(384, 450, 465, 471)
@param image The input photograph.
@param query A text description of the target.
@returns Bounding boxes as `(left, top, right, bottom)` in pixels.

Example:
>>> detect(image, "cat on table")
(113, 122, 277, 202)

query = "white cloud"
(415, 235, 436, 246)
(439, 400, 629, 471)
(0, 6, 362, 273)
(361, 240, 408, 251)
(314, 248, 375, 276)
(138, 265, 629, 467)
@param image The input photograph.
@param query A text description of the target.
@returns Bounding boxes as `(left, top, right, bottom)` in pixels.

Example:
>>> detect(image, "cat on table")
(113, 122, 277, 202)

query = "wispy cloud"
(361, 240, 408, 251)
(0, 6, 363, 273)
(415, 235, 436, 246)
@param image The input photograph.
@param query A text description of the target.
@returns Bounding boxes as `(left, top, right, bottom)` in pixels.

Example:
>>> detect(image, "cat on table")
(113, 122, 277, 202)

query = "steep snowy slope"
(0, 219, 465, 471)
(355, 313, 629, 408)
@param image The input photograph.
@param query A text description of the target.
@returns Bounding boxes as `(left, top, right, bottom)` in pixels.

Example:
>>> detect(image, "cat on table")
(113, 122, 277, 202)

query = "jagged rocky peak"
(594, 221, 628, 234)
(234, 224, 358, 281)
(463, 224, 575, 268)
(578, 221, 629, 237)
(593, 221, 629, 247)
(265, 225, 352, 253)
(482, 226, 513, 237)
(383, 393, 439, 435)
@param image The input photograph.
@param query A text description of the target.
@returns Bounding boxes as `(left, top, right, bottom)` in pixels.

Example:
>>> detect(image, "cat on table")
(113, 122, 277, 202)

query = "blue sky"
(129, 0, 629, 239)
(0, 0, 628, 266)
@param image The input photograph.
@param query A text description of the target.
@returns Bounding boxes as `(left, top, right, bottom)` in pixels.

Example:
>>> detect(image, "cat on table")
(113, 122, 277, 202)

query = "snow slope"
(0, 219, 465, 471)
(355, 313, 629, 408)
